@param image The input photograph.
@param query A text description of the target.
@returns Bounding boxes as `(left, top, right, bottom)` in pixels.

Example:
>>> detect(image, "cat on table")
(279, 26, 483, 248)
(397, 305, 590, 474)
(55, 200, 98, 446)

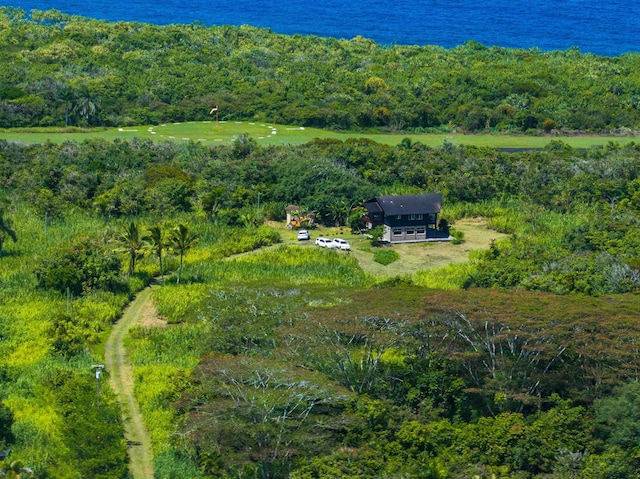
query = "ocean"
(2, 0, 639, 56)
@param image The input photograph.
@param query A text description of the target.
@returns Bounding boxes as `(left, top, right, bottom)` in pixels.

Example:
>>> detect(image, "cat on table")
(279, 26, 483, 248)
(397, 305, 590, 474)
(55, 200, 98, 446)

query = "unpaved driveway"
(105, 287, 155, 479)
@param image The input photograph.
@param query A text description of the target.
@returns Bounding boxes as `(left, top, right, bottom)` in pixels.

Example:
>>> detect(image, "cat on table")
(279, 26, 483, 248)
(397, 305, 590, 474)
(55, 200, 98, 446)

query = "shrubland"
(1, 7, 640, 133)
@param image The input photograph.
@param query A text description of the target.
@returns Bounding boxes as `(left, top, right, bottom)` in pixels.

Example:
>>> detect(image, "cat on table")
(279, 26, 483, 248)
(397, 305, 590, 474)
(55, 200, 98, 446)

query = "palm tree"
(115, 222, 145, 276)
(328, 199, 348, 227)
(73, 87, 99, 125)
(169, 224, 199, 284)
(0, 211, 17, 257)
(58, 86, 75, 127)
(145, 225, 165, 284)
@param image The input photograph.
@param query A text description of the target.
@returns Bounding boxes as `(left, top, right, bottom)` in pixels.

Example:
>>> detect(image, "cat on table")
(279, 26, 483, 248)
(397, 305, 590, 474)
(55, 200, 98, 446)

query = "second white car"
(332, 238, 351, 250)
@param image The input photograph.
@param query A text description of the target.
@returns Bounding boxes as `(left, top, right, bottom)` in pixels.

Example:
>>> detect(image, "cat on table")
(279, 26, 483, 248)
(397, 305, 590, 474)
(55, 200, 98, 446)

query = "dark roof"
(363, 200, 383, 214)
(364, 194, 442, 215)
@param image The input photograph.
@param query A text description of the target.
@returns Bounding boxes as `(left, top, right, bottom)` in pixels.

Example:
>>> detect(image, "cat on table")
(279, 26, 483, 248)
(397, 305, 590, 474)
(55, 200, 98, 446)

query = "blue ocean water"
(2, 0, 639, 56)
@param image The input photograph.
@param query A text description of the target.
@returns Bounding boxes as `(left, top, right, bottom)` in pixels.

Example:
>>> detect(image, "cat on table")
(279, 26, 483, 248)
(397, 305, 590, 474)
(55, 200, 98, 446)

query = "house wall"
(389, 226, 429, 242)
(385, 213, 436, 243)
(382, 225, 391, 242)
(385, 214, 437, 228)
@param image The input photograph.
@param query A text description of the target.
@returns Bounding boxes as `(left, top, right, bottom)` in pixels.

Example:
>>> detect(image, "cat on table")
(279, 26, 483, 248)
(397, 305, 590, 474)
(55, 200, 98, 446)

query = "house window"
(410, 214, 416, 220)
(396, 215, 402, 219)
(417, 227, 426, 235)
(417, 214, 423, 220)
(406, 229, 415, 235)
(373, 213, 381, 221)
(392, 228, 402, 236)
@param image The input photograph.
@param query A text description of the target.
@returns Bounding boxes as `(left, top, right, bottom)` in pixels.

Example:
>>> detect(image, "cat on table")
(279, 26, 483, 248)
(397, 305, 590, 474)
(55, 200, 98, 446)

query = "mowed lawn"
(277, 218, 507, 279)
(1, 121, 639, 148)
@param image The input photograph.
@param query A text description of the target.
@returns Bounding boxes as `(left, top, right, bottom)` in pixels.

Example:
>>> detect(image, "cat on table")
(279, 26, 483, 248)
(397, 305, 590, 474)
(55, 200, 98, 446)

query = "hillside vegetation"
(1, 7, 640, 133)
(2, 134, 640, 477)
(3, 9, 640, 479)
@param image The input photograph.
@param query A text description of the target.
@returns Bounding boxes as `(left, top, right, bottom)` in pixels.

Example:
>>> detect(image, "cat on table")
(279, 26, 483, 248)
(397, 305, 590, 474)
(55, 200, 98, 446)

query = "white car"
(315, 237, 332, 248)
(297, 229, 310, 241)
(332, 238, 351, 250)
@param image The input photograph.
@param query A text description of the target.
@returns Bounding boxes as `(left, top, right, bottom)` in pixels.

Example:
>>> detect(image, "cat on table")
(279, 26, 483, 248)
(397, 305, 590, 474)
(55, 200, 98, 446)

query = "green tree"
(73, 87, 99, 126)
(169, 224, 199, 284)
(35, 237, 122, 295)
(369, 225, 385, 245)
(594, 381, 640, 450)
(327, 198, 348, 227)
(146, 225, 166, 284)
(200, 185, 228, 222)
(50, 369, 128, 479)
(115, 221, 146, 276)
(58, 86, 75, 127)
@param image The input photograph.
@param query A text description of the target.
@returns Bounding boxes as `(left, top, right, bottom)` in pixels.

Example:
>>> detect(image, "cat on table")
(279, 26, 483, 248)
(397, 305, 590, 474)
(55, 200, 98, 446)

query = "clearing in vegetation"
(1, 121, 639, 148)
(275, 217, 505, 279)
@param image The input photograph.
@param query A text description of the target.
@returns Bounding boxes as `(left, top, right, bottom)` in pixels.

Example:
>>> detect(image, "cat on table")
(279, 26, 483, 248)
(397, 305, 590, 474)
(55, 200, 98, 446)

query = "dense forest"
(1, 7, 640, 133)
(3, 8, 640, 479)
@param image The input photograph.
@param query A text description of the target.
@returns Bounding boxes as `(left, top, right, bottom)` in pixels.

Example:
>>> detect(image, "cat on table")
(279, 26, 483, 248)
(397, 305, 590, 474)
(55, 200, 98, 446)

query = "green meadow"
(1, 121, 639, 148)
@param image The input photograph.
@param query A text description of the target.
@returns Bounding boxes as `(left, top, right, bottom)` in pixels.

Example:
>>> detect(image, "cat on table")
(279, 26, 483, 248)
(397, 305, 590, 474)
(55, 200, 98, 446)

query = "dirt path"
(104, 287, 155, 479)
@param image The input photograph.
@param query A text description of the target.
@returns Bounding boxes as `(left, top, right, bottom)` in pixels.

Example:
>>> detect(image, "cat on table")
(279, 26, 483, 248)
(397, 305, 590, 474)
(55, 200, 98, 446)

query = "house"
(363, 194, 450, 243)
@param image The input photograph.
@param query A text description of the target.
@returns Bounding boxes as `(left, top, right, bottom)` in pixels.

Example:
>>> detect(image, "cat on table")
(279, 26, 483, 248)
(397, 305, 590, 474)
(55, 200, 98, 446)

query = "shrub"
(369, 225, 385, 245)
(373, 249, 400, 266)
(450, 229, 465, 244)
(34, 237, 123, 295)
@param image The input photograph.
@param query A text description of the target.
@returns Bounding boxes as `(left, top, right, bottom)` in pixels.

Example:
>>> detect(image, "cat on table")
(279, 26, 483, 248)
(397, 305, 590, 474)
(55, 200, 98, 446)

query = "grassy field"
(1, 121, 639, 148)
(275, 217, 506, 278)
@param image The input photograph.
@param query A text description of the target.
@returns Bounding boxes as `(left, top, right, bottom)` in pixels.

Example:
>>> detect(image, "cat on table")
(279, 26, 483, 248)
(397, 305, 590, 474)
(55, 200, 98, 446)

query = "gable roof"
(364, 194, 442, 216)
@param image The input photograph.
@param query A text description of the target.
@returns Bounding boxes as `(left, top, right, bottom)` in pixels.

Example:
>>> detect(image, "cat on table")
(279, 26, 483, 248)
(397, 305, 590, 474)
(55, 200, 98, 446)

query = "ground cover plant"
(4, 7, 640, 477)
(373, 248, 400, 265)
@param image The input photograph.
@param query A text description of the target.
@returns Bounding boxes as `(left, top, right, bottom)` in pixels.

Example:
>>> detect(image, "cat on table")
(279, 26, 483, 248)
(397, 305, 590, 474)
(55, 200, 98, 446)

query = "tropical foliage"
(0, 8, 639, 133)
(3, 10, 640, 479)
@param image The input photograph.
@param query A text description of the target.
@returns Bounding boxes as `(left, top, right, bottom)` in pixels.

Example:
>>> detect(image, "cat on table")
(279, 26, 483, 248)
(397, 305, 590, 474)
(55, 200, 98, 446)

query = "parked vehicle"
(332, 238, 351, 250)
(315, 237, 331, 247)
(297, 229, 310, 241)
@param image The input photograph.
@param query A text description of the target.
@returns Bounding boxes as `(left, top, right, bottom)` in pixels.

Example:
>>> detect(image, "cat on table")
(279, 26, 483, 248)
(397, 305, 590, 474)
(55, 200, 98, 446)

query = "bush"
(34, 237, 123, 295)
(369, 225, 385, 245)
(373, 249, 400, 266)
(450, 229, 465, 244)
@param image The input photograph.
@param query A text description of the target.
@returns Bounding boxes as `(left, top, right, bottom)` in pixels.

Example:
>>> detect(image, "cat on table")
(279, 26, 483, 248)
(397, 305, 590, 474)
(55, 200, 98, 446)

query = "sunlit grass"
(1, 121, 638, 148)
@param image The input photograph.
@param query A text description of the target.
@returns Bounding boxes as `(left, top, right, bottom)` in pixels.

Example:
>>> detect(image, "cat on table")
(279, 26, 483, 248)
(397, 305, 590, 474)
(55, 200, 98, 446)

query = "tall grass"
(0, 205, 137, 470)
(414, 258, 480, 290)
(185, 245, 372, 287)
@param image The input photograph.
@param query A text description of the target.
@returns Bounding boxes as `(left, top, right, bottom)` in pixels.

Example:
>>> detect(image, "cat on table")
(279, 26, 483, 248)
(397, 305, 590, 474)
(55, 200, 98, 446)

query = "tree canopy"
(1, 7, 639, 133)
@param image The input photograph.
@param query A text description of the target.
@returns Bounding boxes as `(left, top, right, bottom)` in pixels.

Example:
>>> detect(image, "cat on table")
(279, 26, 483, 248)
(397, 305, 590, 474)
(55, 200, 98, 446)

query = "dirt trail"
(105, 287, 155, 479)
